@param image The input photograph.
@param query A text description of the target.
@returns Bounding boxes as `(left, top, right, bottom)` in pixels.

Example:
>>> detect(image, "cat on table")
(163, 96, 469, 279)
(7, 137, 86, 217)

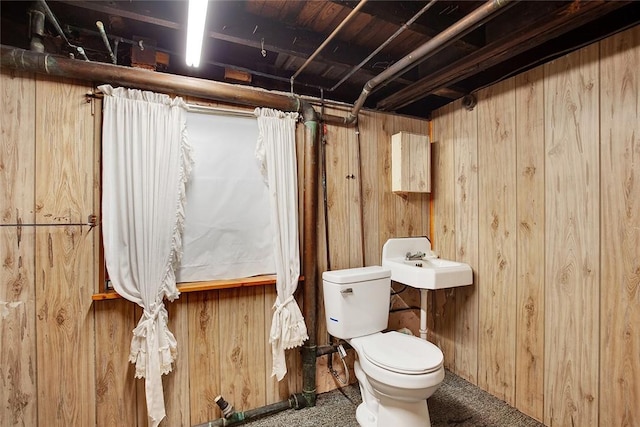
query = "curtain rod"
(1, 215, 98, 229)
(86, 91, 257, 118)
(185, 103, 256, 118)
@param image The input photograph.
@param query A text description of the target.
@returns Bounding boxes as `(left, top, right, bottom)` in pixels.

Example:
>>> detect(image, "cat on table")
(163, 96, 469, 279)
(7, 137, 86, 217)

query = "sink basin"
(382, 237, 473, 290)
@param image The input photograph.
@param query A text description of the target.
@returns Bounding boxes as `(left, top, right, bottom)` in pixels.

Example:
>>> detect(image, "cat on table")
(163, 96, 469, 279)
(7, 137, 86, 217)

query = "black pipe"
(300, 100, 319, 408)
(192, 397, 295, 427)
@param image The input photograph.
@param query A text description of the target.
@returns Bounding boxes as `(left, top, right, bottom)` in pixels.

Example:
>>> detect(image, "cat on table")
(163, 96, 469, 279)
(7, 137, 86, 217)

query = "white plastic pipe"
(419, 289, 428, 340)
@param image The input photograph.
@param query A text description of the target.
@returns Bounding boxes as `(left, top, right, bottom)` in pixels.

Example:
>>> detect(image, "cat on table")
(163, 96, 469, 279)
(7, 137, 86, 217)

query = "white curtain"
(255, 108, 308, 380)
(100, 85, 192, 427)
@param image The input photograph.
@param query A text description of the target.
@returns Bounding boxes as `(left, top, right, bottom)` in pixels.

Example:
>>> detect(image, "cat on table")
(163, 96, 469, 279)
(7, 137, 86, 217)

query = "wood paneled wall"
(430, 25, 639, 426)
(0, 67, 428, 425)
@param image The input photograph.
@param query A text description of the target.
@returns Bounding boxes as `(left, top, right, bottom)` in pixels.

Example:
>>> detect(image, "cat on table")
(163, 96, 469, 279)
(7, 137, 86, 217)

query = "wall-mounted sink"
(382, 237, 473, 290)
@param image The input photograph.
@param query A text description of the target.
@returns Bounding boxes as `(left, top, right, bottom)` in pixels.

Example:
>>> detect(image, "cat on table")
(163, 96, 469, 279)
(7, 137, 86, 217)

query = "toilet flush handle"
(340, 288, 353, 295)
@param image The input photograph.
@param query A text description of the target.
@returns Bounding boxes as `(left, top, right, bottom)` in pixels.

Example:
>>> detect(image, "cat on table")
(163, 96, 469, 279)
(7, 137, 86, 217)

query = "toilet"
(322, 265, 445, 427)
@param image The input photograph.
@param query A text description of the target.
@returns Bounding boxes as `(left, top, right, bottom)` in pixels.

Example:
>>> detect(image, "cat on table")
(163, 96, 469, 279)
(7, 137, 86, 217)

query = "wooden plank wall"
(0, 67, 429, 425)
(599, 26, 640, 427)
(544, 41, 600, 427)
(1, 70, 37, 427)
(429, 25, 639, 426)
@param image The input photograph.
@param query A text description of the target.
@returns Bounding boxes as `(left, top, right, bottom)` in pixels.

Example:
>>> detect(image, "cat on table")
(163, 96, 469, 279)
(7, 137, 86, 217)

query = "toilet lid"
(361, 332, 444, 374)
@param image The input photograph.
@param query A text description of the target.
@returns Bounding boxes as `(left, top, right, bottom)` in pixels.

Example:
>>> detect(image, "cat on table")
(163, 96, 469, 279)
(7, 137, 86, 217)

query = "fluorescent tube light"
(185, 0, 208, 67)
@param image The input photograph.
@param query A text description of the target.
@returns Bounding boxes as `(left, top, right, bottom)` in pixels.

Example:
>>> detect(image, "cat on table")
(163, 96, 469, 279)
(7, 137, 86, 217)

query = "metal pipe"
(300, 100, 320, 408)
(328, 0, 437, 92)
(192, 397, 295, 427)
(344, 0, 513, 124)
(96, 21, 117, 64)
(29, 2, 46, 53)
(291, 0, 368, 84)
(0, 44, 348, 125)
(316, 342, 352, 357)
(37, 0, 90, 60)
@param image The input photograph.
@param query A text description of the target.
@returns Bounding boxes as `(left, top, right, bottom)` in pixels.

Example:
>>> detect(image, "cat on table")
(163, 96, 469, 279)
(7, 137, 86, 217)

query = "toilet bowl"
(322, 266, 445, 427)
(350, 331, 444, 426)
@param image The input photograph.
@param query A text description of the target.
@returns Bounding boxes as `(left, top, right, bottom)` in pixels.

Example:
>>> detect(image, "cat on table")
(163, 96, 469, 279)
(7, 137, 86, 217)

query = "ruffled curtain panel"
(255, 107, 309, 380)
(100, 84, 192, 427)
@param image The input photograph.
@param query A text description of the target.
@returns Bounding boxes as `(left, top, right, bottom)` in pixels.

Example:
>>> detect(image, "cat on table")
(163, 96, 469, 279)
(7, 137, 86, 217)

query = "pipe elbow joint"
(344, 114, 358, 125)
(291, 392, 316, 410)
(296, 98, 318, 122)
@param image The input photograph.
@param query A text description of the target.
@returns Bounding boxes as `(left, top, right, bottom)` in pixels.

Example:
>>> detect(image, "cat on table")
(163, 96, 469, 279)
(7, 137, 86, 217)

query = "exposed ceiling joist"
(378, 0, 633, 111)
(1, 0, 638, 119)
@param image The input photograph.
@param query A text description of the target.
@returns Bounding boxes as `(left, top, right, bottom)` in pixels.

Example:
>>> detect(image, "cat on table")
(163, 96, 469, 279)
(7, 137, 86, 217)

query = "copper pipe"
(328, 0, 437, 92)
(29, 2, 46, 53)
(0, 45, 348, 125)
(291, 0, 368, 83)
(345, 0, 513, 124)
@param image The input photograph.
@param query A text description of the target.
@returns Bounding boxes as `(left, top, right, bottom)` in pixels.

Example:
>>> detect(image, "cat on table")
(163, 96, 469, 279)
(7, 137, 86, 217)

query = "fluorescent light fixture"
(185, 0, 208, 67)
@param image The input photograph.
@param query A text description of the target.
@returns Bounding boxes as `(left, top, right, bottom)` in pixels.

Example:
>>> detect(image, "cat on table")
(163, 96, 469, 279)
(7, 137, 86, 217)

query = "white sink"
(382, 237, 473, 290)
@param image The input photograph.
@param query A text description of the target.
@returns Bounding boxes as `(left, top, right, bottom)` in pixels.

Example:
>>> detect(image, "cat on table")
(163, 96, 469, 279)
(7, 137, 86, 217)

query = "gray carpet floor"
(243, 370, 545, 427)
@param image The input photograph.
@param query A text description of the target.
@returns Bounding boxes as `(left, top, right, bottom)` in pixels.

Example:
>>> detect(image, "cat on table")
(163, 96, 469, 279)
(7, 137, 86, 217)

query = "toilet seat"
(360, 331, 443, 375)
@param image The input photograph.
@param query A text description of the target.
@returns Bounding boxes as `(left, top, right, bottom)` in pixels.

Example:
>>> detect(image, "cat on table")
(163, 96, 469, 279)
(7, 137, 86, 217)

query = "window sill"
(92, 275, 304, 301)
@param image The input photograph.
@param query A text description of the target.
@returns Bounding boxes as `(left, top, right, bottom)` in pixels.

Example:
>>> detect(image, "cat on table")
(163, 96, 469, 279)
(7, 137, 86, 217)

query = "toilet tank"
(322, 266, 391, 340)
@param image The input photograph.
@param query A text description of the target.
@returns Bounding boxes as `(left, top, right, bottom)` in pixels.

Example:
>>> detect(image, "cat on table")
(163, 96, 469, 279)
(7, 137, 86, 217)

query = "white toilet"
(322, 265, 445, 427)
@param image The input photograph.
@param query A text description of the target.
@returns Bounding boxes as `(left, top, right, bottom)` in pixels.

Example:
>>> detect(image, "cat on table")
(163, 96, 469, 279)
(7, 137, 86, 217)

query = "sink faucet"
(405, 251, 425, 260)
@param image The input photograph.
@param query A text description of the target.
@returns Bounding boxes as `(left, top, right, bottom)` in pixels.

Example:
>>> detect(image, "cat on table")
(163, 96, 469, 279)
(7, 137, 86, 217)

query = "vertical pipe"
(300, 101, 319, 407)
(29, 2, 46, 53)
(420, 289, 428, 340)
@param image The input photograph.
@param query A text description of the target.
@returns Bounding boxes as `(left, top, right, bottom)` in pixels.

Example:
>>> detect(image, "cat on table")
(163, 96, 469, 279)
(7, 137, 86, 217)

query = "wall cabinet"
(391, 131, 431, 193)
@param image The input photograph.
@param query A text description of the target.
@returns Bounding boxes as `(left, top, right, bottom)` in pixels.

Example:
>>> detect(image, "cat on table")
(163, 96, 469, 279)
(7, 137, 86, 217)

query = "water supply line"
(96, 21, 117, 64)
(290, 0, 369, 91)
(36, 0, 90, 60)
(343, 0, 513, 124)
(328, 343, 350, 386)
